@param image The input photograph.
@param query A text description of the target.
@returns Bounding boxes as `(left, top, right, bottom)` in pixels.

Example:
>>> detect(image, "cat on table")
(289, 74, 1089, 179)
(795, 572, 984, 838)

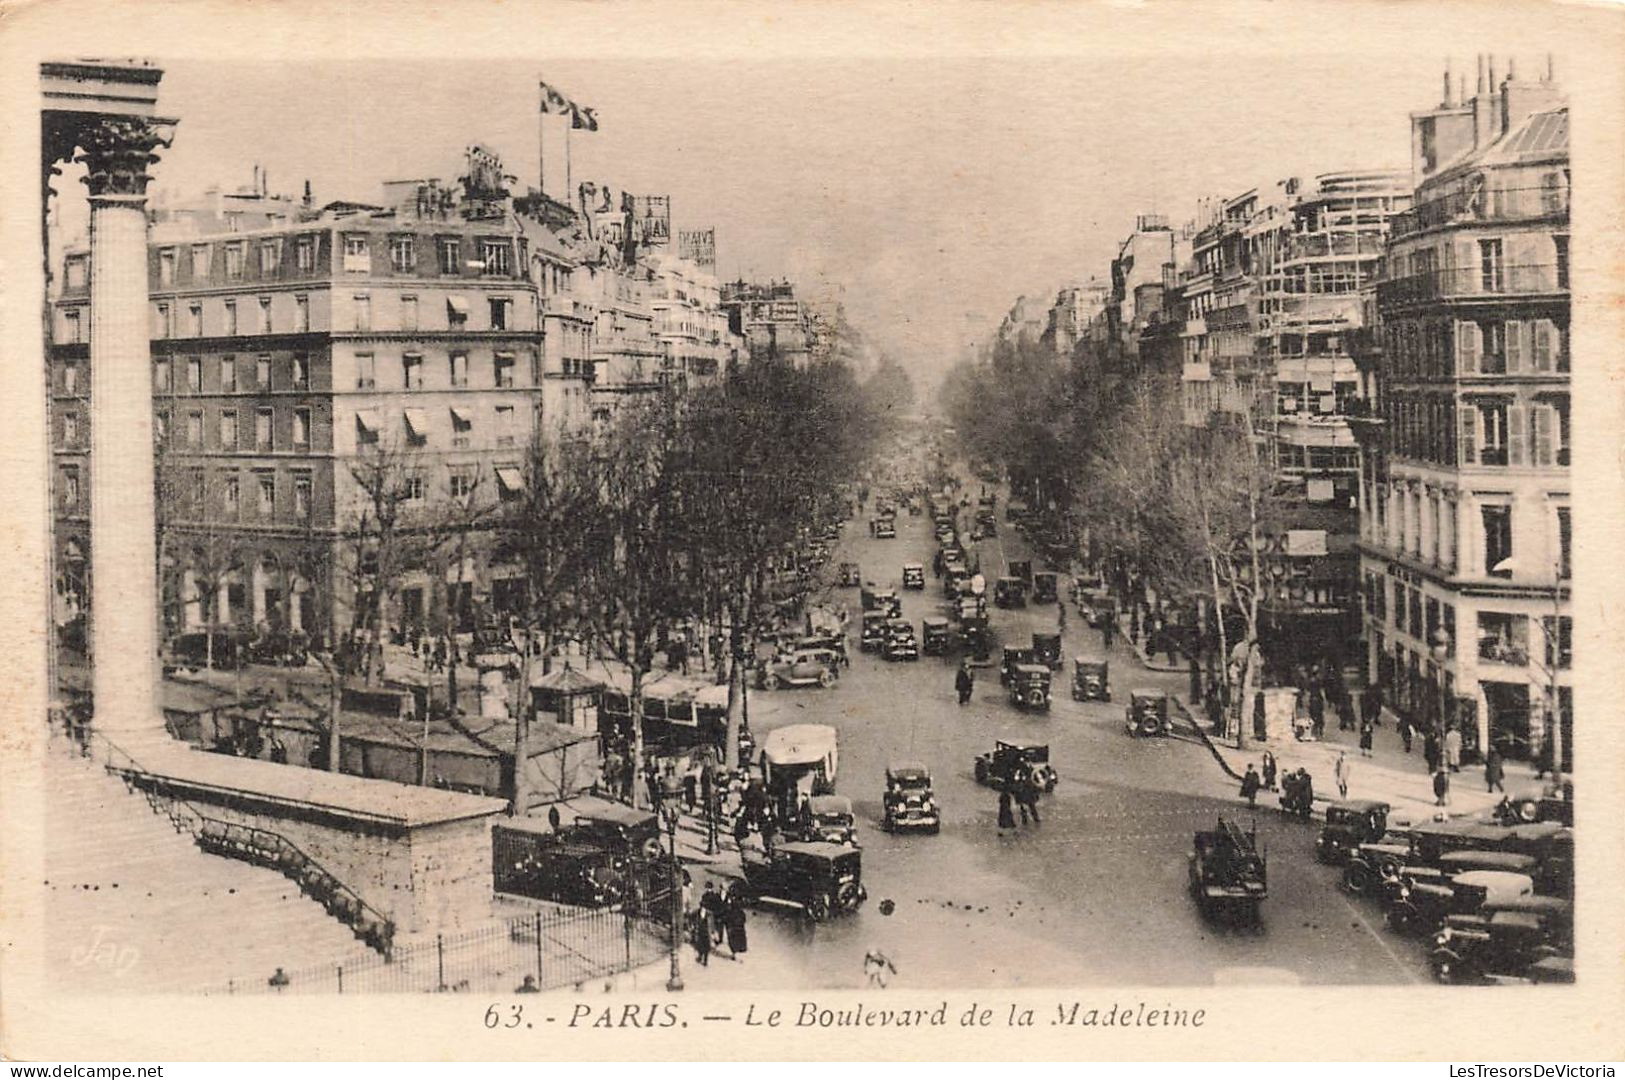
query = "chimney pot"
(1547, 53, 1555, 82)
(1507, 57, 1517, 81)
(1489, 56, 1498, 89)
(1477, 54, 1486, 93)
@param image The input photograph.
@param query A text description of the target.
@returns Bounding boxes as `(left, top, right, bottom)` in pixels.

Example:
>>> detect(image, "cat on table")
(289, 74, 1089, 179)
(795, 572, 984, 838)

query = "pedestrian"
(1240, 764, 1262, 809)
(1334, 751, 1352, 799)
(1444, 725, 1463, 773)
(1337, 696, 1357, 734)
(723, 889, 748, 959)
(515, 974, 540, 993)
(1308, 689, 1326, 739)
(691, 906, 712, 967)
(1102, 613, 1115, 651)
(863, 947, 898, 988)
(997, 787, 1016, 831)
(701, 881, 727, 948)
(955, 663, 974, 706)
(1484, 748, 1506, 794)
(1433, 768, 1451, 808)
(732, 812, 751, 851)
(1423, 730, 1440, 774)
(1534, 736, 1555, 780)
(547, 804, 562, 832)
(683, 767, 698, 812)
(268, 967, 290, 991)
(1260, 750, 1277, 791)
(1359, 716, 1374, 758)
(1398, 717, 1413, 754)
(1019, 772, 1042, 825)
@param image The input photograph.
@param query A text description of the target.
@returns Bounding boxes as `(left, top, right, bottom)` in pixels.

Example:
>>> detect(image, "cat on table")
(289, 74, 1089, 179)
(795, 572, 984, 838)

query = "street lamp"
(1429, 626, 1452, 743)
(1492, 556, 1564, 787)
(658, 798, 684, 992)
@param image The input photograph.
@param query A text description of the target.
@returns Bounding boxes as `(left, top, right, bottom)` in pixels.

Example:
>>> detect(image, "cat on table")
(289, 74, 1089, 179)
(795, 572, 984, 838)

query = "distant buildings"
(1353, 56, 1570, 766)
(720, 279, 825, 368)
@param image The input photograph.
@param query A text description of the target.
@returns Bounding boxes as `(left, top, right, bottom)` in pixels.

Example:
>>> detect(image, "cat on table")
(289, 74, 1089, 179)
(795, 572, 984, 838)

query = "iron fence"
(204, 905, 670, 995)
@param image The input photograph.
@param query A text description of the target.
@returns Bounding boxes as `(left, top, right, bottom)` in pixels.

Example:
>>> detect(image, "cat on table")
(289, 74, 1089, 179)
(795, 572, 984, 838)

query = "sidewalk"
(1171, 696, 1546, 825)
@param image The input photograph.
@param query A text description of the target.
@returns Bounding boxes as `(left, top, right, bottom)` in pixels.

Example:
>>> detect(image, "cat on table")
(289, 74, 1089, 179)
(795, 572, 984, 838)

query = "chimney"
(1477, 54, 1486, 95)
(1546, 53, 1555, 83)
(1443, 61, 1455, 107)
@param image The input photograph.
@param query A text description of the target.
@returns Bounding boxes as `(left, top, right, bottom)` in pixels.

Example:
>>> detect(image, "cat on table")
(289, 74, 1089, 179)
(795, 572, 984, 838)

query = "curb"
(1171, 695, 1244, 783)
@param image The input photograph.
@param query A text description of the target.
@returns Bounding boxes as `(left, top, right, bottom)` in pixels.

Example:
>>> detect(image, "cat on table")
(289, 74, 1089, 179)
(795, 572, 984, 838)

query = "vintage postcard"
(0, 0, 1621, 1063)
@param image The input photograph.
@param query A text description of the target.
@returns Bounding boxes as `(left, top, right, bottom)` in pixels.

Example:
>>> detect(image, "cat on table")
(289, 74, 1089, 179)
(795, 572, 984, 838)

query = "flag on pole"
(539, 80, 572, 115)
(571, 104, 599, 132)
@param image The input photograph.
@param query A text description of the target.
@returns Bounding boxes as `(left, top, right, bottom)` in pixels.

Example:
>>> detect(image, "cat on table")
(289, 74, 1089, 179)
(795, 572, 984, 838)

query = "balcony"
(1377, 264, 1563, 308)
(1390, 184, 1569, 240)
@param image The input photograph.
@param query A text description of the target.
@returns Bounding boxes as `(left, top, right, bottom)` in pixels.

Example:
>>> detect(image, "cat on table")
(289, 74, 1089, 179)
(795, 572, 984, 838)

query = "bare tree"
(340, 440, 437, 685)
(155, 447, 242, 671)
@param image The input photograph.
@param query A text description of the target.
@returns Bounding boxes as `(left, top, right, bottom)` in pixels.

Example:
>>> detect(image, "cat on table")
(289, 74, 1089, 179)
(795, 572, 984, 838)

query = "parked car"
(994, 576, 1027, 608)
(860, 611, 891, 652)
(921, 615, 952, 656)
(1008, 559, 1033, 585)
(839, 562, 862, 587)
(758, 649, 840, 690)
(1384, 858, 1537, 936)
(1124, 689, 1172, 737)
(974, 739, 1058, 792)
(1000, 645, 1037, 686)
(883, 619, 920, 662)
(1007, 663, 1052, 711)
(1031, 572, 1059, 604)
(1077, 586, 1115, 628)
(798, 794, 858, 846)
(739, 840, 866, 922)
(902, 563, 926, 590)
(883, 762, 941, 834)
(872, 518, 897, 540)
(1430, 909, 1566, 984)
(1031, 631, 1062, 671)
(1071, 657, 1110, 702)
(861, 586, 902, 618)
(1315, 800, 1393, 865)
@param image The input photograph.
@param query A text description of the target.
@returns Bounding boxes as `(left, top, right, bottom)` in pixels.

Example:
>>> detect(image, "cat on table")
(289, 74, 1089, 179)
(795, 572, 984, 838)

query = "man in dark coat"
(1308, 689, 1326, 739)
(1484, 748, 1506, 793)
(1240, 764, 1262, 808)
(997, 787, 1016, 831)
(955, 663, 974, 705)
(723, 890, 748, 958)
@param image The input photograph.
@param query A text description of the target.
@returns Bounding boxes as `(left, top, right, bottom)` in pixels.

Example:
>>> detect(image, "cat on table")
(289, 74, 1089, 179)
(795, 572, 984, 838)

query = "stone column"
(80, 117, 171, 738)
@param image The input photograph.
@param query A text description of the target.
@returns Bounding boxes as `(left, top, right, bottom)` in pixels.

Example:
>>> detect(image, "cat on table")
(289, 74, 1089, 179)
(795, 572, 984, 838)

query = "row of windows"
(58, 463, 314, 522)
(141, 292, 518, 340)
(354, 405, 519, 450)
(157, 404, 314, 454)
(98, 233, 523, 290)
(155, 354, 312, 395)
(1384, 392, 1569, 469)
(354, 349, 525, 391)
(1384, 317, 1569, 380)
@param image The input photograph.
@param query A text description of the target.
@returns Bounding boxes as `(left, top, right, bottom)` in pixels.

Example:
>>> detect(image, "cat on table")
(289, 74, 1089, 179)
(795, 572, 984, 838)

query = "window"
(1554, 236, 1569, 291)
(390, 236, 415, 274)
(258, 296, 273, 334)
(291, 354, 310, 390)
(186, 410, 204, 447)
(256, 407, 274, 451)
(63, 309, 81, 344)
(216, 356, 235, 393)
(188, 303, 203, 338)
(155, 408, 169, 445)
(494, 352, 515, 388)
(293, 474, 312, 521)
(219, 409, 237, 449)
(222, 474, 239, 518)
(1483, 504, 1513, 575)
(490, 296, 509, 330)
(403, 353, 423, 389)
(482, 241, 511, 276)
(1474, 400, 1509, 466)
(353, 294, 371, 332)
(259, 241, 281, 274)
(1529, 320, 1557, 373)
(224, 300, 238, 337)
(294, 294, 310, 333)
(1543, 616, 1573, 670)
(1557, 506, 1571, 579)
(439, 238, 461, 274)
(257, 472, 276, 516)
(400, 294, 418, 331)
(158, 249, 175, 286)
(150, 359, 167, 394)
(1531, 402, 1561, 467)
(65, 256, 87, 288)
(62, 411, 78, 446)
(343, 235, 370, 272)
(1477, 611, 1529, 665)
(256, 355, 272, 389)
(449, 351, 468, 387)
(356, 353, 376, 389)
(494, 404, 515, 446)
(191, 244, 210, 279)
(1478, 238, 1504, 292)
(224, 243, 244, 280)
(186, 357, 202, 393)
(402, 473, 425, 503)
(296, 236, 315, 272)
(1479, 321, 1505, 374)
(449, 465, 477, 499)
(155, 302, 172, 339)
(451, 407, 472, 448)
(61, 466, 80, 509)
(292, 407, 310, 449)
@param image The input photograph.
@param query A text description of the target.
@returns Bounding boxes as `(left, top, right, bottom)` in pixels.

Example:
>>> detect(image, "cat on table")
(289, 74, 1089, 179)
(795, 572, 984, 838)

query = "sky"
(53, 51, 1487, 390)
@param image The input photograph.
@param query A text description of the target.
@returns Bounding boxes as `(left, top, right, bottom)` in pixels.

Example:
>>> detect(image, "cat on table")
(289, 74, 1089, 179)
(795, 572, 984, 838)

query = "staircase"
(42, 734, 382, 994)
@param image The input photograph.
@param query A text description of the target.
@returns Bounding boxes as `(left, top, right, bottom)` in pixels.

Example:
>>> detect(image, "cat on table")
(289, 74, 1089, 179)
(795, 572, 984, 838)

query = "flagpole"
(538, 97, 546, 197)
(565, 121, 573, 207)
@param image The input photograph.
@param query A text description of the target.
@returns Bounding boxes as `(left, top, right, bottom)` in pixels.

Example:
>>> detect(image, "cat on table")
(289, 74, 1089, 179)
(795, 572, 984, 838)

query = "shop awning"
(447, 296, 470, 317)
(354, 409, 380, 434)
(494, 466, 523, 494)
(403, 408, 430, 438)
(449, 405, 473, 426)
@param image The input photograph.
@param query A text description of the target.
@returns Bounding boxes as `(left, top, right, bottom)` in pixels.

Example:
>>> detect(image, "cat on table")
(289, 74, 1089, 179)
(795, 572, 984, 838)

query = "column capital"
(75, 115, 175, 201)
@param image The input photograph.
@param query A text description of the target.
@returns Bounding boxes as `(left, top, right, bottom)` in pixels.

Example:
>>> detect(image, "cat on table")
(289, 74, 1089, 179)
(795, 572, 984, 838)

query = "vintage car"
(902, 563, 926, 590)
(861, 586, 903, 618)
(934, 524, 956, 545)
(883, 619, 920, 662)
(758, 648, 840, 690)
(974, 739, 1058, 792)
(1315, 799, 1393, 865)
(1008, 663, 1052, 711)
(798, 794, 858, 846)
(961, 615, 992, 662)
(921, 615, 953, 656)
(872, 518, 897, 540)
(1430, 909, 1567, 985)
(1077, 586, 1116, 628)
(1071, 657, 1111, 702)
(1189, 818, 1267, 925)
(493, 805, 663, 909)
(993, 576, 1027, 609)
(944, 568, 971, 600)
(739, 840, 867, 922)
(794, 632, 849, 667)
(1124, 689, 1172, 737)
(883, 762, 941, 834)
(859, 610, 891, 652)
(568, 804, 664, 861)
(1000, 645, 1038, 686)
(838, 562, 863, 587)
(1479, 895, 1574, 955)
(1008, 559, 1033, 585)
(1031, 631, 1063, 671)
(1384, 860, 1536, 936)
(1031, 571, 1059, 604)
(1342, 837, 1422, 896)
